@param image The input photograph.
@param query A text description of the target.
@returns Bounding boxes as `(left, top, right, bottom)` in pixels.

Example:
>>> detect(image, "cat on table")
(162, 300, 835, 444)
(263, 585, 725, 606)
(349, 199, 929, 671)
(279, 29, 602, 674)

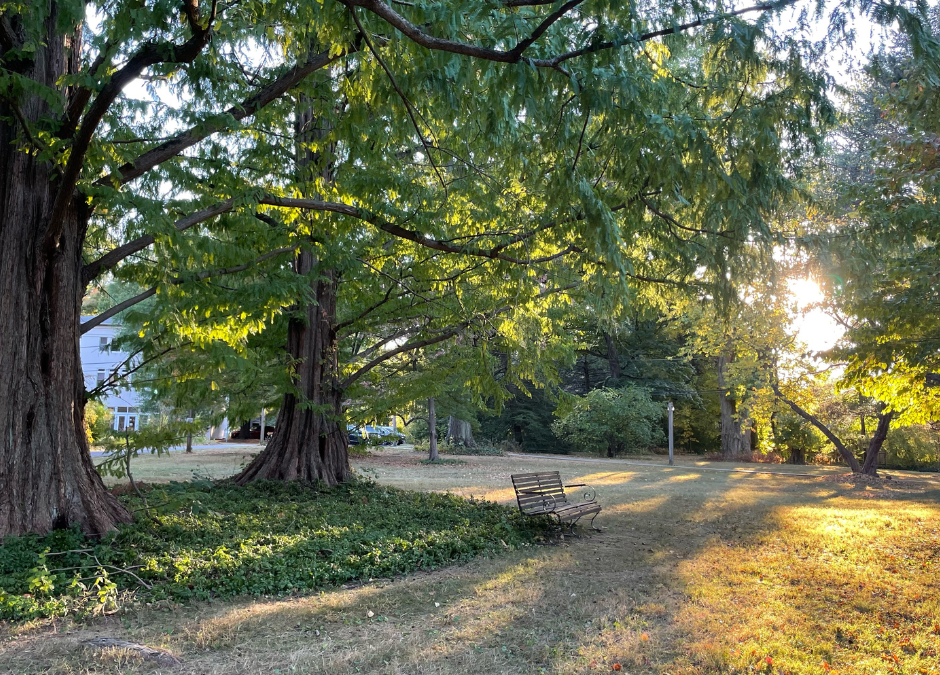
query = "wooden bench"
(511, 471, 601, 529)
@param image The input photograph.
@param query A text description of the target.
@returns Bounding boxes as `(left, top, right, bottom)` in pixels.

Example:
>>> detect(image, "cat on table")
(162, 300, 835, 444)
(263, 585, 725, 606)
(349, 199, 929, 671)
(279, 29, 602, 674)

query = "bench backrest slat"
(511, 471, 569, 512)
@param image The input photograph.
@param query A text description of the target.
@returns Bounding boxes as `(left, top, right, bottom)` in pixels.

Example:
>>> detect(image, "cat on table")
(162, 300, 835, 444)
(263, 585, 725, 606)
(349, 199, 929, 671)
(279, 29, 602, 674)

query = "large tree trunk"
(717, 355, 751, 458)
(234, 262, 350, 485)
(235, 90, 349, 485)
(445, 416, 475, 447)
(0, 15, 131, 536)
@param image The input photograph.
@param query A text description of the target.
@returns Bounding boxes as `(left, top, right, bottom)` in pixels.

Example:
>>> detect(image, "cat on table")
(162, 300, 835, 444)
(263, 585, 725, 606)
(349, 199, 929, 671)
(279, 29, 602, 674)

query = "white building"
(80, 317, 144, 431)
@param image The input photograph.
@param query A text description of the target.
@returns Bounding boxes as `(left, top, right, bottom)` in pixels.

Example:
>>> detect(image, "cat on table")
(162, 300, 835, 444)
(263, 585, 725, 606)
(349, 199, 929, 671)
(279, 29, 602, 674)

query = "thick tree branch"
(506, 0, 586, 60)
(62, 45, 115, 140)
(771, 383, 861, 473)
(86, 194, 587, 283)
(0, 13, 21, 54)
(47, 5, 218, 251)
(96, 50, 341, 188)
(341, 327, 461, 389)
(343, 0, 794, 69)
(81, 288, 158, 334)
(335, 283, 397, 332)
(533, 0, 799, 67)
(341, 303, 519, 389)
(83, 199, 237, 285)
(88, 193, 697, 293)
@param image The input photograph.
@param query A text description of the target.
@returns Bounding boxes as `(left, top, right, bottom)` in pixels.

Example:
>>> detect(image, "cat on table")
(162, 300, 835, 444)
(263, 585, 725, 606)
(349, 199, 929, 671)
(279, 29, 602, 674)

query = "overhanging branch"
(341, 327, 461, 390)
(771, 382, 861, 472)
(86, 194, 592, 284)
(96, 49, 341, 188)
(81, 245, 296, 334)
(47, 4, 218, 251)
(342, 0, 795, 70)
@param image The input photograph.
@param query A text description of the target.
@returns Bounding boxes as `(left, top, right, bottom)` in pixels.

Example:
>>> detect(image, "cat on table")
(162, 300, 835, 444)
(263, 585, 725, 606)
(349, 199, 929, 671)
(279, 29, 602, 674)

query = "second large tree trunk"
(717, 355, 751, 458)
(0, 19, 131, 537)
(445, 416, 476, 447)
(234, 261, 350, 485)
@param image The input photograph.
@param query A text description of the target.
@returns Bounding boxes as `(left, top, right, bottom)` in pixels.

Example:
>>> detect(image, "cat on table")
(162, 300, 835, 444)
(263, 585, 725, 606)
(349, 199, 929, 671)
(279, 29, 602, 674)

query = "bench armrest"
(564, 483, 596, 502)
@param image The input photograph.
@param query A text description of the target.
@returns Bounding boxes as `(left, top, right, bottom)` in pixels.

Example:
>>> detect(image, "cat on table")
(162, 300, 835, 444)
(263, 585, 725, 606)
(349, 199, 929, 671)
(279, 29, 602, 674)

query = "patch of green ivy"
(0, 480, 546, 621)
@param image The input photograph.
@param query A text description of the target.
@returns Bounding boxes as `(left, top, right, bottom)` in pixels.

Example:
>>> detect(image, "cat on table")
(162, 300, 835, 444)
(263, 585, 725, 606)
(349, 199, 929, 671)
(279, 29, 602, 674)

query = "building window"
(117, 416, 125, 431)
(96, 369, 106, 385)
(98, 337, 109, 352)
(117, 406, 128, 413)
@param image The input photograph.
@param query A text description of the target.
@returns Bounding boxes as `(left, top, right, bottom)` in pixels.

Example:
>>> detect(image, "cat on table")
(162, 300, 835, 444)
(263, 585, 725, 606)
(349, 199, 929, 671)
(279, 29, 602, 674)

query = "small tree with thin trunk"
(771, 384, 894, 476)
(427, 398, 439, 462)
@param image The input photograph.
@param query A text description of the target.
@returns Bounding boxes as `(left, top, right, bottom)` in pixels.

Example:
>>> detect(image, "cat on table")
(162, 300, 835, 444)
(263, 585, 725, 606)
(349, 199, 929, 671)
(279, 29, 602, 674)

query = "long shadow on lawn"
(4, 466, 938, 675)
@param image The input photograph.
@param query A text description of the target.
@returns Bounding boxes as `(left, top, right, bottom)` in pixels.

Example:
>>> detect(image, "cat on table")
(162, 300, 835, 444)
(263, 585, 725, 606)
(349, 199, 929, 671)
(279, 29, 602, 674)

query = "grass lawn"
(2, 447, 939, 674)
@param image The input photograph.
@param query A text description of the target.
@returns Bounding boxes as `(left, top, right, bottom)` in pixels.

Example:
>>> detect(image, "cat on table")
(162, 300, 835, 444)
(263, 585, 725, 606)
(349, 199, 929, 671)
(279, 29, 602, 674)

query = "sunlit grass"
(676, 501, 940, 675)
(2, 447, 938, 674)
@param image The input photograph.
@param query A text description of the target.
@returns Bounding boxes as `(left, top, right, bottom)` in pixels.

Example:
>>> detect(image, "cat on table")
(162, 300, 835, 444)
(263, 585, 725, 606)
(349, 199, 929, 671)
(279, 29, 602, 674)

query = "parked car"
(230, 423, 275, 440)
(347, 425, 364, 446)
(369, 425, 406, 445)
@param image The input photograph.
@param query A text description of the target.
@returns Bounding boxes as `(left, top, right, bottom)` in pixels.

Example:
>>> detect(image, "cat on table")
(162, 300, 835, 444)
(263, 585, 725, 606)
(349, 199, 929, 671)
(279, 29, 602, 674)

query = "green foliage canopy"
(552, 386, 665, 455)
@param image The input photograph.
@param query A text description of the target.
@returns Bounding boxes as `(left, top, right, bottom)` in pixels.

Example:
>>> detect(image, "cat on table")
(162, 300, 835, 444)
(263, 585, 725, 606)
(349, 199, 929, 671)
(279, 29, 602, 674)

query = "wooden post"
(668, 402, 674, 466)
(185, 409, 194, 453)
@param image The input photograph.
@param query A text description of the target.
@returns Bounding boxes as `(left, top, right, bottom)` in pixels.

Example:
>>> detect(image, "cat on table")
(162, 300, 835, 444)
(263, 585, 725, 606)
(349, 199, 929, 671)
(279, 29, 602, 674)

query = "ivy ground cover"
(0, 480, 544, 621)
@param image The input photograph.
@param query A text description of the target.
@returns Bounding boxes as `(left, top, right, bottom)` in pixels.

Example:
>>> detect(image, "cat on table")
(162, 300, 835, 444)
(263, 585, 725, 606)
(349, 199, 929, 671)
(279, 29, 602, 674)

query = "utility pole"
(259, 407, 266, 445)
(668, 402, 674, 466)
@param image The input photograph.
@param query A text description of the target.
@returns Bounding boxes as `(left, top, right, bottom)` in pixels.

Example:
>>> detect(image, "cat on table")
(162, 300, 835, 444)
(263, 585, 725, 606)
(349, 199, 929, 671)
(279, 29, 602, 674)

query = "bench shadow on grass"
(6, 466, 939, 675)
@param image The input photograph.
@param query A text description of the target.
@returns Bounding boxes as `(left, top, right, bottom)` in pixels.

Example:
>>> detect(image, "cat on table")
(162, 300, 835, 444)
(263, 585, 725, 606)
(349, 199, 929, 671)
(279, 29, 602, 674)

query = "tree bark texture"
(717, 356, 751, 458)
(445, 416, 475, 447)
(185, 409, 194, 453)
(427, 398, 439, 461)
(0, 15, 131, 536)
(604, 332, 621, 383)
(234, 260, 350, 485)
(860, 411, 893, 475)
